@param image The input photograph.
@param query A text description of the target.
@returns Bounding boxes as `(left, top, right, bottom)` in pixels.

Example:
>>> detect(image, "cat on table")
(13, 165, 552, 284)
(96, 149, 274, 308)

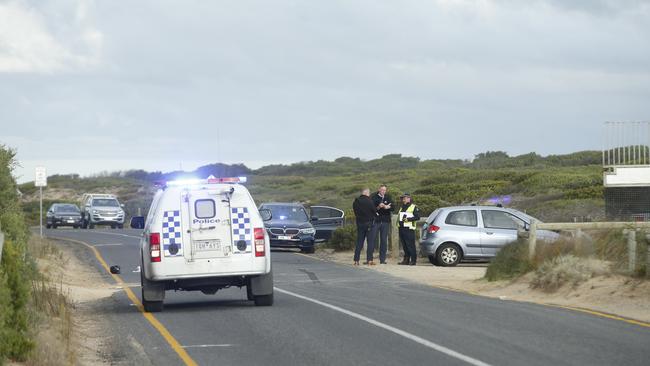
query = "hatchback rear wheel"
(436, 243, 461, 267)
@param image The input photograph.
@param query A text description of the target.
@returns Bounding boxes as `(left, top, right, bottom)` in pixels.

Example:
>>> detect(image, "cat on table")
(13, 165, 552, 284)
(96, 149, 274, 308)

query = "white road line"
(182, 344, 234, 349)
(92, 243, 124, 247)
(86, 231, 142, 239)
(275, 287, 492, 366)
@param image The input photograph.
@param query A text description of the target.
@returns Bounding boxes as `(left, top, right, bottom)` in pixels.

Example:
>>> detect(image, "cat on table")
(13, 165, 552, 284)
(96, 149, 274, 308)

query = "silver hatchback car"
(420, 206, 558, 266)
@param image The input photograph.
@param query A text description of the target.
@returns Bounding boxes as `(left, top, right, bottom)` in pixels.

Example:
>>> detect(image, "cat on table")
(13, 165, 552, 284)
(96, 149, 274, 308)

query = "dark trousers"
(371, 221, 390, 262)
(399, 227, 417, 263)
(354, 222, 376, 262)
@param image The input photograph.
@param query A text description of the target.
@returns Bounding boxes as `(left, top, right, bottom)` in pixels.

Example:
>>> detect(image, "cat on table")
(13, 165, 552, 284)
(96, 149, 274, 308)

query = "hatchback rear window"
(445, 210, 478, 227)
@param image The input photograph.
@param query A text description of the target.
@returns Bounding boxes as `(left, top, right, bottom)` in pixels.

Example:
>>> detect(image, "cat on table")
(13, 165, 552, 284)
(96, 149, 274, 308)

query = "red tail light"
(428, 225, 440, 233)
(150, 232, 161, 262)
(254, 228, 265, 257)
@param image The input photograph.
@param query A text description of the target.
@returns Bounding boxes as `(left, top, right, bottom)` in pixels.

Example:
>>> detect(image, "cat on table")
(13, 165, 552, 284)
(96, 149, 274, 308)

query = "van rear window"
(195, 199, 216, 219)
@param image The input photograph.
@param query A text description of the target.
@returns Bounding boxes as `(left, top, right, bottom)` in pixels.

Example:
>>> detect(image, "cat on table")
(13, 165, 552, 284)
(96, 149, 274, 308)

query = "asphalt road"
(45, 228, 649, 366)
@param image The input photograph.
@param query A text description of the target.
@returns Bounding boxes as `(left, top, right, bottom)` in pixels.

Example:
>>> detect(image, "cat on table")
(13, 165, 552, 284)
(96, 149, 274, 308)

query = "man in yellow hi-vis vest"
(397, 193, 420, 265)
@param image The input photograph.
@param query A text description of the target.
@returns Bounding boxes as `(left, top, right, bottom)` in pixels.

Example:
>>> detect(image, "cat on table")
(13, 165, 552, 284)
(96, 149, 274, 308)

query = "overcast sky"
(2, 0, 649, 183)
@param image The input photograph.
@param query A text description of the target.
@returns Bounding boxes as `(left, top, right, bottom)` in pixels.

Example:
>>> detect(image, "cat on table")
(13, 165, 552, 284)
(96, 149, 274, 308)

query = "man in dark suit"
(370, 184, 393, 264)
(352, 188, 377, 265)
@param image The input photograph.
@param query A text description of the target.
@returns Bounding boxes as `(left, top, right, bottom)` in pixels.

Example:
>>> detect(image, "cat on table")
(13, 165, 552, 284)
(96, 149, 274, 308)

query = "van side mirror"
(260, 209, 272, 221)
(130, 216, 145, 229)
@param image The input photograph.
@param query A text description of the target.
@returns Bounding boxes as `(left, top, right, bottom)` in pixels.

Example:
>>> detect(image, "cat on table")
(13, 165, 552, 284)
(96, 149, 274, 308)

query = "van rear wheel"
(143, 299, 163, 312)
(141, 264, 164, 312)
(254, 293, 274, 306)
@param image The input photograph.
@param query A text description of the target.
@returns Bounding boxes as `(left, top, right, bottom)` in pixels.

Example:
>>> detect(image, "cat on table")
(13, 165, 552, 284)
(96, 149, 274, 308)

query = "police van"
(140, 176, 273, 312)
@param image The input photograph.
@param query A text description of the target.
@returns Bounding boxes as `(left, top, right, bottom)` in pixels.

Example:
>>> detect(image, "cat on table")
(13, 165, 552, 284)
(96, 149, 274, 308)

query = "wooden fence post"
(0, 223, 4, 262)
(627, 229, 637, 273)
(390, 214, 399, 258)
(528, 219, 537, 261)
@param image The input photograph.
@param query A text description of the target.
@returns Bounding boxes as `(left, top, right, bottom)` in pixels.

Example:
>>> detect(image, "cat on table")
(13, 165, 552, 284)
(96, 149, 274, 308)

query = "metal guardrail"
(525, 220, 650, 278)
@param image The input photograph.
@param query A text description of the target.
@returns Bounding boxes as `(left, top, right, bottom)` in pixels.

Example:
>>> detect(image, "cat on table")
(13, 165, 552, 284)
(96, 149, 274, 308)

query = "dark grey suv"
(46, 203, 82, 229)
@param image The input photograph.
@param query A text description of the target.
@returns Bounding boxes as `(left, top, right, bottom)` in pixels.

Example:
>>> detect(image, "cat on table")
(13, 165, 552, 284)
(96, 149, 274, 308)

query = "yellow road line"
(297, 252, 650, 329)
(52, 237, 199, 366)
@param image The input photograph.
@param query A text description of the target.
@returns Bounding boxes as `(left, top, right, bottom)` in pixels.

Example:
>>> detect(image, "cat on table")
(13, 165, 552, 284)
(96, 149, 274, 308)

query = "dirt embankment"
(313, 250, 650, 324)
(26, 237, 151, 366)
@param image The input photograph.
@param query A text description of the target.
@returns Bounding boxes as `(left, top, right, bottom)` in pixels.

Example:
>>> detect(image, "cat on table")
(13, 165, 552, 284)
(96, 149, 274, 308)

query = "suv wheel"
(46, 223, 52, 229)
(301, 246, 315, 254)
(436, 243, 461, 267)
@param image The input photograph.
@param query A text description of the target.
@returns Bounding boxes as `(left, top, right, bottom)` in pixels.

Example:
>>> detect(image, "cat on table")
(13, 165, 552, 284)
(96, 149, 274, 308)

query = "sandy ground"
(312, 249, 650, 323)
(36, 241, 119, 365)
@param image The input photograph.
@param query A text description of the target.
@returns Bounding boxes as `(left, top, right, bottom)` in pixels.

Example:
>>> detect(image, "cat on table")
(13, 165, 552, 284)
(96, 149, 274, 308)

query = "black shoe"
(398, 261, 409, 265)
(380, 261, 387, 264)
(409, 262, 416, 266)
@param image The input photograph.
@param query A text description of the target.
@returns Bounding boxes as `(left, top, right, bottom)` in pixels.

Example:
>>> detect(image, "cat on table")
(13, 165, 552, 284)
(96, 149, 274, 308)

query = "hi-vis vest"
(398, 204, 416, 230)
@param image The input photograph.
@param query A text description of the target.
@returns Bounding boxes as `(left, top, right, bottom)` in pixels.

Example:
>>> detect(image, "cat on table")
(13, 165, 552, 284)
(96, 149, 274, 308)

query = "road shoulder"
(46, 237, 154, 365)
(311, 249, 650, 324)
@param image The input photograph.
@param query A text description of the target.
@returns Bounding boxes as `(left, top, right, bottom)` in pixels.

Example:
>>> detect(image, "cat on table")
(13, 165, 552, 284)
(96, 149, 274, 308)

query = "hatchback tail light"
(254, 228, 265, 257)
(428, 225, 440, 233)
(150, 232, 161, 262)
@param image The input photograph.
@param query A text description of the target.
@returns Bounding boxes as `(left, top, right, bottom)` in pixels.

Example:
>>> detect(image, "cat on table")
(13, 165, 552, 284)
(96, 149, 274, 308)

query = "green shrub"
(485, 240, 534, 281)
(326, 225, 357, 251)
(0, 145, 35, 363)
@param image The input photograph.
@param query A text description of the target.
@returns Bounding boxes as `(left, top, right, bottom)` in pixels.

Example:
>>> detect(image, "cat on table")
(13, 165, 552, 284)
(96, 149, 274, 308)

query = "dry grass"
(530, 255, 609, 292)
(26, 237, 77, 366)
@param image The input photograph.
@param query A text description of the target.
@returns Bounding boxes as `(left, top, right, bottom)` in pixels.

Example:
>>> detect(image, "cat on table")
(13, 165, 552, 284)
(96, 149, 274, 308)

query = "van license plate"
(195, 240, 221, 251)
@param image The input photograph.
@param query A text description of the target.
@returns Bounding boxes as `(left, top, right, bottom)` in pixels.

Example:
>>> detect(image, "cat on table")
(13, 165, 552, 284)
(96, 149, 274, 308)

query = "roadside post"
(35, 166, 47, 238)
(390, 214, 399, 257)
(528, 219, 537, 260)
(0, 223, 4, 262)
(625, 229, 637, 273)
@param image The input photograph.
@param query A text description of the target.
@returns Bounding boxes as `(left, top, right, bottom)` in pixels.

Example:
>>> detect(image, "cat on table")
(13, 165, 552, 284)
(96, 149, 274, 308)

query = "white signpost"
(35, 167, 47, 238)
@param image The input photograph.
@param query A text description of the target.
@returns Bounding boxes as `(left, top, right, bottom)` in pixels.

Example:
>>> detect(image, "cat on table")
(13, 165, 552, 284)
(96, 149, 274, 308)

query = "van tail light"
(150, 233, 162, 262)
(254, 228, 265, 257)
(428, 225, 440, 233)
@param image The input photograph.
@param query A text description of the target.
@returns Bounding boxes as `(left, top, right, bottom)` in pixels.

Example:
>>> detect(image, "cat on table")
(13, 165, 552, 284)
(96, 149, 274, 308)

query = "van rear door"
(182, 188, 233, 261)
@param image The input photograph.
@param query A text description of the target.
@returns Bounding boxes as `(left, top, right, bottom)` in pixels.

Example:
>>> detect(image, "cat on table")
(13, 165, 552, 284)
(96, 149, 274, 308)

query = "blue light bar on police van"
(164, 176, 247, 187)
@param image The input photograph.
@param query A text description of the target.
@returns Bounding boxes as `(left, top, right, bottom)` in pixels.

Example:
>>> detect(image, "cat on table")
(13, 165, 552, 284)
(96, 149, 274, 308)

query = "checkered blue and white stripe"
(231, 207, 251, 252)
(162, 210, 183, 256)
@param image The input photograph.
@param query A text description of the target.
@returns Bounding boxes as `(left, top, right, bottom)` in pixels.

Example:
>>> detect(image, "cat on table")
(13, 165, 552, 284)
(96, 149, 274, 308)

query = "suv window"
(263, 205, 309, 222)
(54, 204, 79, 213)
(445, 210, 478, 227)
(311, 206, 344, 219)
(92, 198, 120, 207)
(481, 210, 525, 230)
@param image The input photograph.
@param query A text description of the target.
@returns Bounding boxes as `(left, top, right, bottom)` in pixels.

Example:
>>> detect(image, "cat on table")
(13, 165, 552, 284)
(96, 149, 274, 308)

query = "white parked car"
(140, 176, 273, 312)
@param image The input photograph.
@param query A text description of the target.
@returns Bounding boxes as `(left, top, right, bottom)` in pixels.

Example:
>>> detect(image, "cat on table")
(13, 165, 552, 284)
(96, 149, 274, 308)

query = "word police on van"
(140, 176, 273, 312)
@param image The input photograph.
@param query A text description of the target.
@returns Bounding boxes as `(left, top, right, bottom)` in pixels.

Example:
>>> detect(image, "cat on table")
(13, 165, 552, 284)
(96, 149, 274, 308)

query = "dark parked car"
(46, 203, 82, 229)
(260, 203, 317, 253)
(309, 205, 345, 241)
(259, 203, 345, 253)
